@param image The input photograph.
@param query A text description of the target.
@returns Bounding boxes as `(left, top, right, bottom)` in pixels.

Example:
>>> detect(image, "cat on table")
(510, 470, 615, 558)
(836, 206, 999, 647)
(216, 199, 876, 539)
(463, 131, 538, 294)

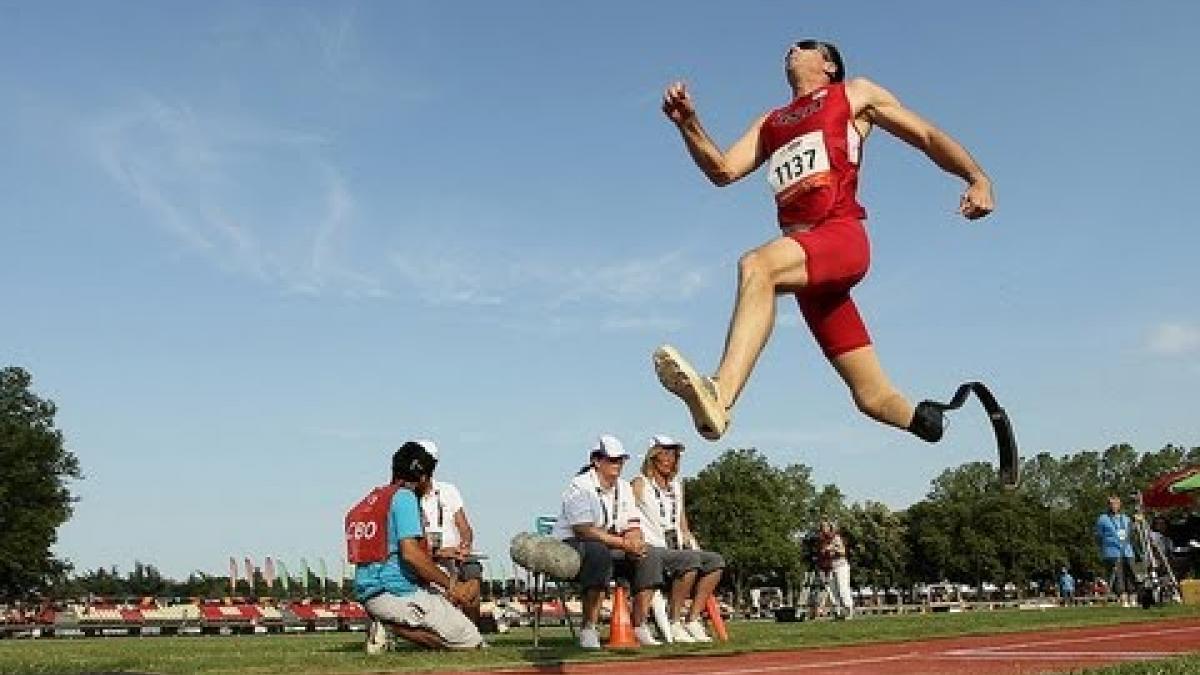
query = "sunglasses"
(785, 40, 829, 62)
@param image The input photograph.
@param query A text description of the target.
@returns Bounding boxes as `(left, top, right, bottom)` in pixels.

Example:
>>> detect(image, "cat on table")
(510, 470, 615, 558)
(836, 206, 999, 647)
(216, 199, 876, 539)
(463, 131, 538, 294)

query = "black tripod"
(1130, 496, 1181, 607)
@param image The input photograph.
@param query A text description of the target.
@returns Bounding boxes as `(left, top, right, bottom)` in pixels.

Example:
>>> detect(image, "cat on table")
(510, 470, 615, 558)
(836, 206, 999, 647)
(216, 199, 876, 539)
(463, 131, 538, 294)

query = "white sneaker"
(365, 620, 390, 655)
(634, 625, 661, 646)
(670, 620, 697, 643)
(653, 345, 730, 440)
(685, 620, 713, 642)
(578, 625, 602, 650)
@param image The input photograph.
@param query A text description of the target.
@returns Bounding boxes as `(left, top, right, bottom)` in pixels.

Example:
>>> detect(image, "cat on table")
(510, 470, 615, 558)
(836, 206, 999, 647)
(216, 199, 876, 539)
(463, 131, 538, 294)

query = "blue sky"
(3, 2, 1198, 581)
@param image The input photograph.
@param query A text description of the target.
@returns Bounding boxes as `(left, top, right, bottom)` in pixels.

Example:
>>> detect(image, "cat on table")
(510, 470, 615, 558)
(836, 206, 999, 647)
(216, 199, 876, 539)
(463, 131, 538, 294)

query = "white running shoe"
(653, 344, 729, 440)
(365, 620, 390, 654)
(578, 625, 602, 650)
(685, 619, 713, 642)
(634, 625, 661, 646)
(670, 620, 697, 643)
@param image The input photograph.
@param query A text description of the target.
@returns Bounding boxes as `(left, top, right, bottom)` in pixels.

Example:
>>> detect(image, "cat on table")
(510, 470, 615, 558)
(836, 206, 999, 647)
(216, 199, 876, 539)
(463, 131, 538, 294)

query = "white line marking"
(939, 652, 1175, 660)
(943, 623, 1200, 657)
(634, 652, 921, 675)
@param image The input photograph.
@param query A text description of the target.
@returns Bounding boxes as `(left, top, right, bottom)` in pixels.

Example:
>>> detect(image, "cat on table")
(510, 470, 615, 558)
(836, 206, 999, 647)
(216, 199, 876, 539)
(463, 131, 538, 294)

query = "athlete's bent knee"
(737, 250, 774, 292)
(850, 385, 895, 423)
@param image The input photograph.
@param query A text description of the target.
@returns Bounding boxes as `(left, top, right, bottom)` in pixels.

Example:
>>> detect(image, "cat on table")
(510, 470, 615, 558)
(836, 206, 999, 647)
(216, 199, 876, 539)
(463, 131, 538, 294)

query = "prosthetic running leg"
(908, 381, 1020, 489)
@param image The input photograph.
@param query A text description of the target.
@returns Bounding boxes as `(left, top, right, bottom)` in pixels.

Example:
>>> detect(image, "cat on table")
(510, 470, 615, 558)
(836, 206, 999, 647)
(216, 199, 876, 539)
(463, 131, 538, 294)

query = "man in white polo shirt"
(418, 441, 482, 624)
(553, 435, 667, 649)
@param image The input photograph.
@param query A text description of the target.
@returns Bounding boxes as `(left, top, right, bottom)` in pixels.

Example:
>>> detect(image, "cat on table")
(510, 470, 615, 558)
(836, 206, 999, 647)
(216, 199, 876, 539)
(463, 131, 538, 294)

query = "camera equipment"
(1129, 493, 1182, 608)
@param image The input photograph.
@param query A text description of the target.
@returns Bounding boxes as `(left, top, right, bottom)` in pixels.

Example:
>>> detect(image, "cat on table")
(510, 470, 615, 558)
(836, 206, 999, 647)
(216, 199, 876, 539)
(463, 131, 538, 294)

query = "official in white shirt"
(632, 435, 725, 642)
(553, 435, 666, 649)
(418, 441, 482, 624)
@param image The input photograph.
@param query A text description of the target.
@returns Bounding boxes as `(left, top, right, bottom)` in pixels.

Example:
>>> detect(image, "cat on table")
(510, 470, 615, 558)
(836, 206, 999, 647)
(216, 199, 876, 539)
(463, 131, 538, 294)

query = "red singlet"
(759, 82, 872, 358)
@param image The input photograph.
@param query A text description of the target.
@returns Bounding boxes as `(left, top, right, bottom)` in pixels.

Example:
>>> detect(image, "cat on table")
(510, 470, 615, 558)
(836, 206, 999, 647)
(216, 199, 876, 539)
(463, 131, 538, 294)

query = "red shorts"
(785, 218, 872, 358)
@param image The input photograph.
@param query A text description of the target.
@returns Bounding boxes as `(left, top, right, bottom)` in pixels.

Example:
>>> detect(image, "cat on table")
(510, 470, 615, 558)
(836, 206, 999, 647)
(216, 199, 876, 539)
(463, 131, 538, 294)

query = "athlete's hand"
(959, 178, 994, 220)
(662, 81, 696, 126)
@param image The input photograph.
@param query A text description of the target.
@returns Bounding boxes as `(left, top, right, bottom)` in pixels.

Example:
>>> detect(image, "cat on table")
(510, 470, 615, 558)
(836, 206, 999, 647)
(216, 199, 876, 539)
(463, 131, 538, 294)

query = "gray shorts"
(657, 548, 725, 577)
(564, 539, 664, 591)
(694, 549, 725, 575)
(364, 588, 482, 649)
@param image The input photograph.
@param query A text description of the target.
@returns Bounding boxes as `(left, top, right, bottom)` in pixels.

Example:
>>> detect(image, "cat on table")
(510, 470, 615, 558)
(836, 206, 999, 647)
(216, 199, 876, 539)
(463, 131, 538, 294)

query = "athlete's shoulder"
(845, 76, 891, 101)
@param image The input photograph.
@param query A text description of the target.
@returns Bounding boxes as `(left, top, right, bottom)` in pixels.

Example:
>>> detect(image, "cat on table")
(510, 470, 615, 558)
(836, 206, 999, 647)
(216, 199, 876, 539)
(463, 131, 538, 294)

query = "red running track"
(464, 618, 1200, 675)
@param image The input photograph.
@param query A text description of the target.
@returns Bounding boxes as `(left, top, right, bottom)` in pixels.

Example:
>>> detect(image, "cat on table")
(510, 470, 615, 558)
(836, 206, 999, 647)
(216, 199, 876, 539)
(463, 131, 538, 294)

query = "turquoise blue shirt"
(1094, 512, 1135, 560)
(353, 488, 423, 600)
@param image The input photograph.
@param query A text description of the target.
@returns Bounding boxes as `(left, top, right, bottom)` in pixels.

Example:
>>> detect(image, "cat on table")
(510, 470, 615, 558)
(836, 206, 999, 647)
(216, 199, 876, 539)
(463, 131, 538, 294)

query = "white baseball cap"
(650, 434, 685, 450)
(591, 434, 629, 459)
(413, 439, 439, 460)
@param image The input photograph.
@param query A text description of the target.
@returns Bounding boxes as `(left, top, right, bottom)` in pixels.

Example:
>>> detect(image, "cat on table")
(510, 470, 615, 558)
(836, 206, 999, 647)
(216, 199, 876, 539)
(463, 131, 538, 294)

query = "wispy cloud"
(388, 248, 712, 316)
(88, 95, 386, 297)
(1146, 322, 1200, 356)
(599, 315, 687, 333)
(554, 252, 707, 307)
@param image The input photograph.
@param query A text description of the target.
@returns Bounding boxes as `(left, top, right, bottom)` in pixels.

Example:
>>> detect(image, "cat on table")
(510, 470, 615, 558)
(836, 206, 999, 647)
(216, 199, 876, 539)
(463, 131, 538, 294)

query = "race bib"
(767, 131, 831, 196)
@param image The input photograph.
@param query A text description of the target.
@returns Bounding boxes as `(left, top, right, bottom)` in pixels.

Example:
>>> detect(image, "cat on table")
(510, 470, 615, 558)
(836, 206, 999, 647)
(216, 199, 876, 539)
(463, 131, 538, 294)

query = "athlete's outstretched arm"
(662, 81, 768, 186)
(848, 77, 994, 220)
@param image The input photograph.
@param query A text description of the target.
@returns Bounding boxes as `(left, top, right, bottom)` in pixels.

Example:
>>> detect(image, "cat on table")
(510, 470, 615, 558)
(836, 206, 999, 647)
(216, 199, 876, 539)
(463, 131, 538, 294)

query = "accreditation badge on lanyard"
(1112, 515, 1127, 542)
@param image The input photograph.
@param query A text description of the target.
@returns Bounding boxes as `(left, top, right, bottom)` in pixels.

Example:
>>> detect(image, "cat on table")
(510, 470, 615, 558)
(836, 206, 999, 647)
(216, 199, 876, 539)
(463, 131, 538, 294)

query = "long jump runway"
(473, 618, 1200, 675)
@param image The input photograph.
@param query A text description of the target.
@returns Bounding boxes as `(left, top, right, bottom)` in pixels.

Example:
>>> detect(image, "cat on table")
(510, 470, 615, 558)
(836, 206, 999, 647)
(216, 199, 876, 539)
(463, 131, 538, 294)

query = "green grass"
(1081, 655, 1200, 675)
(2, 605, 1199, 674)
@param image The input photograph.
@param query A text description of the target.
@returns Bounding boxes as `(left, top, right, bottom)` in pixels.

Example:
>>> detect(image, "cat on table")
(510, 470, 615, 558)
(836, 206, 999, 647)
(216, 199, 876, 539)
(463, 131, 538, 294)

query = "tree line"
(3, 365, 1198, 605)
(685, 444, 1200, 604)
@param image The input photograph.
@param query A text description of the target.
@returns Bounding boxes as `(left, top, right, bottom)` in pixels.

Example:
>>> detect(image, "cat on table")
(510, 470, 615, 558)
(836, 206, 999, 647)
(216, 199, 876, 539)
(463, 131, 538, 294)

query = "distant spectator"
(348, 440, 482, 653)
(419, 441, 483, 624)
(816, 520, 853, 620)
(632, 434, 725, 643)
(1058, 567, 1076, 605)
(1094, 495, 1136, 608)
(552, 435, 666, 649)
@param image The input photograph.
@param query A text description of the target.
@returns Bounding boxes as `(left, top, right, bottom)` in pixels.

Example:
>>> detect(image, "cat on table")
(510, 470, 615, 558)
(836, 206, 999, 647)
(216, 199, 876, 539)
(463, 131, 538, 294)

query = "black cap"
(392, 441, 438, 481)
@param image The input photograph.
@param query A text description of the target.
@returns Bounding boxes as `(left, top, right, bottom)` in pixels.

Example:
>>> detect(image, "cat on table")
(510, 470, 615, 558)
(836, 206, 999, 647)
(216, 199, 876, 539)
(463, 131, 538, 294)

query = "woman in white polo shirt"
(552, 435, 666, 649)
(632, 435, 725, 643)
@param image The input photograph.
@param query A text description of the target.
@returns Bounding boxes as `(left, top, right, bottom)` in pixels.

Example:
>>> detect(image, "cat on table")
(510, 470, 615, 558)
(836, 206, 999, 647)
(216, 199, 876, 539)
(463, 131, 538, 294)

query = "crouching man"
(346, 440, 483, 652)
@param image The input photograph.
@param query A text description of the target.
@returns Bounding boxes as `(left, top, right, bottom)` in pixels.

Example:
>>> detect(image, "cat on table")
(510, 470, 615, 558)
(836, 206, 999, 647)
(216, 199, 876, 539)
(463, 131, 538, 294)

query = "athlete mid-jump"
(654, 39, 1018, 486)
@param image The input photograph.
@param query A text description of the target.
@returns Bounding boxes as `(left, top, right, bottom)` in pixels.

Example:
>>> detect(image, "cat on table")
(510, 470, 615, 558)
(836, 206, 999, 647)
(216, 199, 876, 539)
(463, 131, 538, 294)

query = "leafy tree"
(0, 367, 82, 600)
(685, 448, 808, 605)
(842, 501, 908, 590)
(127, 561, 168, 598)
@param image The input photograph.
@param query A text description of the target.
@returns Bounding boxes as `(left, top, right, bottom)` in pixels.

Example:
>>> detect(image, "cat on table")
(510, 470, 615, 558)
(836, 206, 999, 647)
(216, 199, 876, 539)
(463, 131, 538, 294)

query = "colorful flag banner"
(277, 560, 291, 593)
(244, 557, 255, 594)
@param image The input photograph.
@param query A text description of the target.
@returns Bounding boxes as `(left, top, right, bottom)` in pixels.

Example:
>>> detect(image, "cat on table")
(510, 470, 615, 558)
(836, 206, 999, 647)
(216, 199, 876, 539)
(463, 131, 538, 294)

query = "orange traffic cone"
(705, 595, 729, 641)
(606, 584, 639, 649)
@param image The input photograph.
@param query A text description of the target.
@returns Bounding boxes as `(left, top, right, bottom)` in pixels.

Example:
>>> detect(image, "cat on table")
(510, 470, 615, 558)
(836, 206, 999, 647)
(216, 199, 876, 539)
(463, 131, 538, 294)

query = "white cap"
(650, 434, 684, 450)
(414, 439, 439, 460)
(591, 434, 629, 459)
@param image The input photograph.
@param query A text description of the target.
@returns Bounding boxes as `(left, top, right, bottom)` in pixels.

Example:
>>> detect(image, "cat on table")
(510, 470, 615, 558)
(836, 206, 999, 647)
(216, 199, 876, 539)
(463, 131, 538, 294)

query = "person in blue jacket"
(1094, 495, 1136, 608)
(1057, 567, 1076, 606)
